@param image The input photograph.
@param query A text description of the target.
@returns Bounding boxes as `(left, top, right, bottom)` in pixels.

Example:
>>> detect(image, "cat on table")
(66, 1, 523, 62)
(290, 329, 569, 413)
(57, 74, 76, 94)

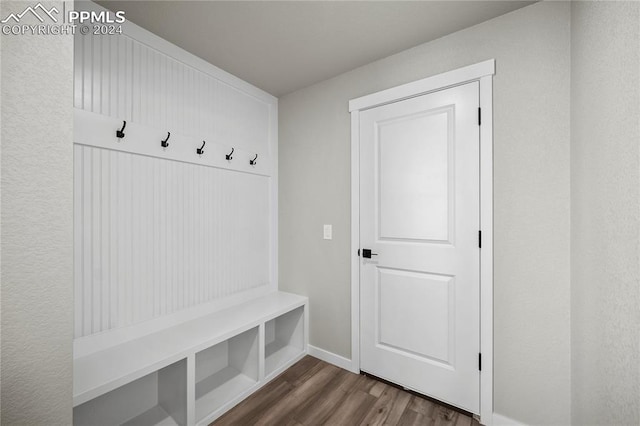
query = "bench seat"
(74, 291, 308, 411)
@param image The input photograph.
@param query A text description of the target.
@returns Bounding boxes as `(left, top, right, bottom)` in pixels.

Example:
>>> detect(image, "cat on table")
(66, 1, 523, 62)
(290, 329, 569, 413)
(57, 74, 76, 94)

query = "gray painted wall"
(0, 1, 74, 424)
(279, 2, 571, 424)
(570, 2, 640, 425)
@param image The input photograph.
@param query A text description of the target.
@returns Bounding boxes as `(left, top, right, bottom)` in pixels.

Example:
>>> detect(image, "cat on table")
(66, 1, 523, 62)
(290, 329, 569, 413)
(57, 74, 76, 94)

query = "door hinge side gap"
(478, 107, 481, 126)
(479, 353, 482, 371)
(478, 230, 482, 248)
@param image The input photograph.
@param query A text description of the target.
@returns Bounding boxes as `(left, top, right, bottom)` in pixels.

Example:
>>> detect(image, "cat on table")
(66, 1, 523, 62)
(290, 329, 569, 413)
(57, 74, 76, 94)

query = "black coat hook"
(161, 132, 170, 148)
(116, 121, 126, 139)
(197, 141, 206, 155)
(250, 154, 258, 165)
(226, 148, 234, 161)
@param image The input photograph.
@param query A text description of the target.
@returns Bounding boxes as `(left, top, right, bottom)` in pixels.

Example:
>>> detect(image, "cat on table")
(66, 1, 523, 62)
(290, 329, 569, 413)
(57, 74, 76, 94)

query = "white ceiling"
(97, 1, 534, 96)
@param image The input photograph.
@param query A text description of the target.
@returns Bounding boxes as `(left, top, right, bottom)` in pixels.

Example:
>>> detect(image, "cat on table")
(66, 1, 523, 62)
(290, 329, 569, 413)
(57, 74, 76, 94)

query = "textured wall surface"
(279, 2, 571, 424)
(0, 1, 74, 424)
(571, 2, 640, 425)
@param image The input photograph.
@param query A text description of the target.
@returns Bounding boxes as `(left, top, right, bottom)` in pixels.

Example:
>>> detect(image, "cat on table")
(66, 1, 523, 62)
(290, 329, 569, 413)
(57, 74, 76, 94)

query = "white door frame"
(348, 59, 495, 425)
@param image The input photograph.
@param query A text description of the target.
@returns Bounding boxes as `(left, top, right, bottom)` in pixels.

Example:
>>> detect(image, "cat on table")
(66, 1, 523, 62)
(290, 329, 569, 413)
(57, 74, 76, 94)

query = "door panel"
(360, 82, 480, 413)
(378, 268, 454, 364)
(378, 106, 453, 242)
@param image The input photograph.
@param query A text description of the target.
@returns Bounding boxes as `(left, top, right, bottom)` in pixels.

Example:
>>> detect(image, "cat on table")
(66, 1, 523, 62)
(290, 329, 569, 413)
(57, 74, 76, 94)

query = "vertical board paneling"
(74, 147, 270, 337)
(117, 36, 126, 119)
(74, 34, 84, 109)
(125, 37, 133, 121)
(109, 35, 118, 118)
(100, 151, 110, 331)
(216, 81, 270, 154)
(82, 33, 92, 111)
(109, 150, 119, 329)
(81, 146, 93, 335)
(74, 30, 274, 338)
(100, 35, 110, 115)
(74, 145, 84, 337)
(92, 34, 101, 113)
(73, 33, 267, 147)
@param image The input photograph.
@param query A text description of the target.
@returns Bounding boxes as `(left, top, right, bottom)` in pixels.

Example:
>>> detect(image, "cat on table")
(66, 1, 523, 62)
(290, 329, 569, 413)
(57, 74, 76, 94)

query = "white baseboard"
(308, 345, 355, 372)
(492, 413, 527, 426)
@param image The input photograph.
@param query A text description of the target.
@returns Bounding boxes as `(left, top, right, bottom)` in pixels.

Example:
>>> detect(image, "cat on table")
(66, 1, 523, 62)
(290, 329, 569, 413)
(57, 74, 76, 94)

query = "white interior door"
(359, 81, 480, 413)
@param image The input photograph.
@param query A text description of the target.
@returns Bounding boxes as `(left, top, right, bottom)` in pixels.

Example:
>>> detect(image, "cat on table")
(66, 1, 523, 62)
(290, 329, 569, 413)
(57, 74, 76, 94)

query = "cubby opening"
(195, 327, 259, 423)
(265, 306, 305, 376)
(73, 358, 187, 426)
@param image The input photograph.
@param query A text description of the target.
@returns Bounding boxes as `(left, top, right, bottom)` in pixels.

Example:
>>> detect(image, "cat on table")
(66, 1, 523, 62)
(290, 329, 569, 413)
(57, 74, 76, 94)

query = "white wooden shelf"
(121, 406, 179, 426)
(265, 343, 304, 377)
(73, 291, 308, 426)
(194, 326, 259, 424)
(195, 367, 256, 422)
(265, 306, 305, 378)
(74, 359, 188, 426)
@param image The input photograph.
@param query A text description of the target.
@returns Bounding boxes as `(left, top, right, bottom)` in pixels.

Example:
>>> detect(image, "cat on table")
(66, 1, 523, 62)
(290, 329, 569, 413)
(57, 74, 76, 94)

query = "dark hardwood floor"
(213, 356, 480, 426)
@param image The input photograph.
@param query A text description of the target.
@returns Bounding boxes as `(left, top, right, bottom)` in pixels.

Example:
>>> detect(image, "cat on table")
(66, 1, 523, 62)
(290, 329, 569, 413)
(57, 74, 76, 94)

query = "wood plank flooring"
(213, 356, 480, 426)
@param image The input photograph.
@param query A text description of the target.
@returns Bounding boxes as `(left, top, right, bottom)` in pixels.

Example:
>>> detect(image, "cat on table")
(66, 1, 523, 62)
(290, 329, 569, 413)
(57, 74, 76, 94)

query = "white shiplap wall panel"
(74, 33, 268, 155)
(216, 81, 270, 155)
(74, 6, 277, 340)
(74, 145, 270, 337)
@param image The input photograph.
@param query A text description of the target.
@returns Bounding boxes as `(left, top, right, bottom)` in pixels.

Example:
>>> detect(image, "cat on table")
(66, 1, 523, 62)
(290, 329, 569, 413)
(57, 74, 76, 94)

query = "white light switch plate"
(323, 224, 332, 240)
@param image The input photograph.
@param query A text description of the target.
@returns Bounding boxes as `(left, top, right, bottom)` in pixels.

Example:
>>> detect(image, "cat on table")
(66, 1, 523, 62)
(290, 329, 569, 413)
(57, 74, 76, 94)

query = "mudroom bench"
(73, 291, 308, 426)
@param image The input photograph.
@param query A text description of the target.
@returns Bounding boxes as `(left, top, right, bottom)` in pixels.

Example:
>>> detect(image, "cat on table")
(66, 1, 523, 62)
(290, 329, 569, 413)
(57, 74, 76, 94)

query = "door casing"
(348, 59, 495, 426)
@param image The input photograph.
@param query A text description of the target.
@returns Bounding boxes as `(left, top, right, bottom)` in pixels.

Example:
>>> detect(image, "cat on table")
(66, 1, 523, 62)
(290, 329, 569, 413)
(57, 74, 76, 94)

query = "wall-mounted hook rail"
(197, 141, 206, 156)
(226, 148, 234, 161)
(250, 154, 258, 165)
(161, 132, 171, 148)
(116, 121, 126, 139)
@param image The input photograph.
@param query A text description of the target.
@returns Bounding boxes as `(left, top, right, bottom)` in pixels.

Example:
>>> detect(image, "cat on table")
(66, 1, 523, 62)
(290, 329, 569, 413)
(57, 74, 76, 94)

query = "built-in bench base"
(73, 291, 308, 426)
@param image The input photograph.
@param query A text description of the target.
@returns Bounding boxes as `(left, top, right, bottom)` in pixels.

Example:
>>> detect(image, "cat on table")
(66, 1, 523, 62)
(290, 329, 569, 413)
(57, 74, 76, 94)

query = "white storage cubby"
(74, 292, 307, 426)
(265, 306, 305, 377)
(195, 327, 259, 423)
(74, 358, 187, 426)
